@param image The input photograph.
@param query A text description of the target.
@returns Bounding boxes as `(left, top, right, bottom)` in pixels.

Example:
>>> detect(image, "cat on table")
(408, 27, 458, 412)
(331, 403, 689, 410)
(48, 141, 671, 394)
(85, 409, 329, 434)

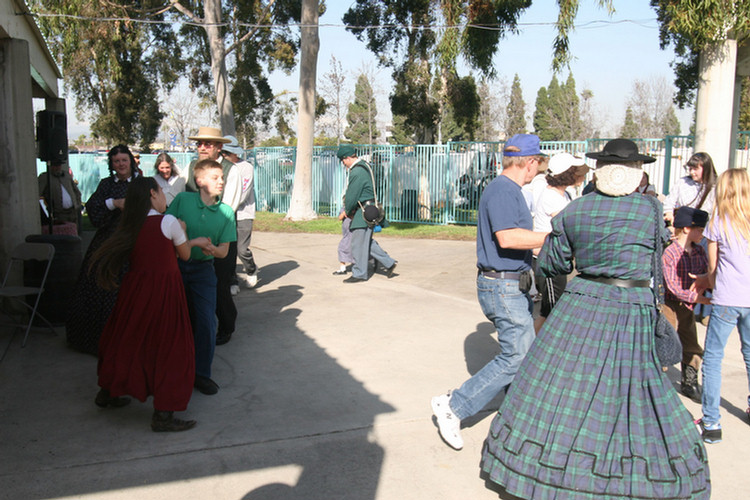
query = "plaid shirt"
(662, 240, 708, 309)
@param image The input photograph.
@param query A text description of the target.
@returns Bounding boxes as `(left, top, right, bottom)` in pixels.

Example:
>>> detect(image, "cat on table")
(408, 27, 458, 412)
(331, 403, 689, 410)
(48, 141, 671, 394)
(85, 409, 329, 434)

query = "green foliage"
(552, 1, 613, 70)
(533, 86, 551, 140)
(177, 0, 300, 134)
(741, 77, 750, 132)
(260, 136, 289, 147)
(31, 0, 179, 148)
(344, 1, 531, 144)
(506, 74, 526, 137)
(314, 135, 340, 146)
(444, 74, 480, 141)
(661, 105, 681, 136)
(345, 74, 379, 144)
(620, 106, 639, 138)
(532, 74, 583, 140)
(652, 0, 750, 108)
(388, 114, 416, 145)
(391, 59, 439, 143)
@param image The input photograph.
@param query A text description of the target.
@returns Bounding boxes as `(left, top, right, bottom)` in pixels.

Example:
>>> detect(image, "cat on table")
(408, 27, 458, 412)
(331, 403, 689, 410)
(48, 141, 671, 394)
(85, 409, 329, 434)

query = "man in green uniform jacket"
(338, 145, 397, 283)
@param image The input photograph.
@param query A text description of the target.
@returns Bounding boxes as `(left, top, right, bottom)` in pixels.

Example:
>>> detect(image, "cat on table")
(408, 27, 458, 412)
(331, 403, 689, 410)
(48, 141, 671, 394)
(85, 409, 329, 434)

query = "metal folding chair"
(0, 242, 56, 351)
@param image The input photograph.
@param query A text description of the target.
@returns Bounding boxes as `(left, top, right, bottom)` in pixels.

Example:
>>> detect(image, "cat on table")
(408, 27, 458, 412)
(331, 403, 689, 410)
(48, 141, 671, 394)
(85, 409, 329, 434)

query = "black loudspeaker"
(37, 110, 68, 162)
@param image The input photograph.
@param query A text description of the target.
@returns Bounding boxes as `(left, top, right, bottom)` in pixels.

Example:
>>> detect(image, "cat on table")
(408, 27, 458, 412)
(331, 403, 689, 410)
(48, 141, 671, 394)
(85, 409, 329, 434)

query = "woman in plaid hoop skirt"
(481, 140, 710, 500)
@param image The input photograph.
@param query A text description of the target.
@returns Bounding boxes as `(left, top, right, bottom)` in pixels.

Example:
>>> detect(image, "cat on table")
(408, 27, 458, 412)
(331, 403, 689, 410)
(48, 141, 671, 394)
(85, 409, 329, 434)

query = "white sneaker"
(230, 284, 240, 296)
(245, 272, 258, 289)
(431, 392, 463, 450)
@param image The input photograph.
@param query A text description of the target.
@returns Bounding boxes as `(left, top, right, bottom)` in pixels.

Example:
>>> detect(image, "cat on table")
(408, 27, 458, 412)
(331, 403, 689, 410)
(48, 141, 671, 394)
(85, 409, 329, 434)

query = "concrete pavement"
(1, 230, 748, 499)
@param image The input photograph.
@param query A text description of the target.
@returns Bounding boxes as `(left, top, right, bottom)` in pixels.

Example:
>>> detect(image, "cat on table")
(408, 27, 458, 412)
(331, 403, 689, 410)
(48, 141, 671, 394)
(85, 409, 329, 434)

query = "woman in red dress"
(91, 176, 210, 432)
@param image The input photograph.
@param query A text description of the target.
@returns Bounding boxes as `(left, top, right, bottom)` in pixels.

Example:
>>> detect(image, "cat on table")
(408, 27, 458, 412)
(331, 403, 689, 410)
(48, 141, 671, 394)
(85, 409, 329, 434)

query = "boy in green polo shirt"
(167, 159, 236, 395)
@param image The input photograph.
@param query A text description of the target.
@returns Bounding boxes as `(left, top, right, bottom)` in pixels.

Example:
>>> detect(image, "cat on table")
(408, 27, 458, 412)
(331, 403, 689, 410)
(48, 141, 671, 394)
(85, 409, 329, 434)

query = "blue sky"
(65, 1, 692, 139)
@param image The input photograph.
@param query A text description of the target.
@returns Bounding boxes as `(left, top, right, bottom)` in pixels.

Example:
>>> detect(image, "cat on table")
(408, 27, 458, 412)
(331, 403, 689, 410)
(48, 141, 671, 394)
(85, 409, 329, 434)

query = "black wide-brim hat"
(585, 138, 656, 164)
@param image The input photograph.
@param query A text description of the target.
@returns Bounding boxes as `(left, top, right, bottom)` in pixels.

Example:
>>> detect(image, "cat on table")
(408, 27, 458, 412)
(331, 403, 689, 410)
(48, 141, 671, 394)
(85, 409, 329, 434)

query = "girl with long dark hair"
(92, 176, 210, 432)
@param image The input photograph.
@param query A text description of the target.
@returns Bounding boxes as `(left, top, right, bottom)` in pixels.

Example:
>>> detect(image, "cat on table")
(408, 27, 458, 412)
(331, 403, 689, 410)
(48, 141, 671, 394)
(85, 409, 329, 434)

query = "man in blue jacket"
(338, 145, 397, 283)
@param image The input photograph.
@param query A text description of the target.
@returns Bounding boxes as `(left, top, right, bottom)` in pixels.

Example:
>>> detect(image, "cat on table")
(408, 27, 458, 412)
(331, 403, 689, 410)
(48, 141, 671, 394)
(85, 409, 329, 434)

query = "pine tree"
(533, 86, 552, 141)
(505, 74, 526, 137)
(661, 106, 681, 136)
(345, 74, 379, 144)
(620, 106, 639, 138)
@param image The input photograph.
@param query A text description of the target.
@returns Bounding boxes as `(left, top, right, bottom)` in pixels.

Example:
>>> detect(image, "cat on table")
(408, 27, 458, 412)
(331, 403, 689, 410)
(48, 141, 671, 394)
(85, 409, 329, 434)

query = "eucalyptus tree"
(344, 0, 532, 144)
(30, 0, 181, 149)
(168, 0, 300, 138)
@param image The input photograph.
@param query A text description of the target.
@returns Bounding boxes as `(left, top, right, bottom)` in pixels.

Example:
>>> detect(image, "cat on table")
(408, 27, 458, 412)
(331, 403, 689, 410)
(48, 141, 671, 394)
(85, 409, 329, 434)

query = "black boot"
(681, 364, 701, 402)
(151, 410, 197, 432)
(95, 388, 131, 408)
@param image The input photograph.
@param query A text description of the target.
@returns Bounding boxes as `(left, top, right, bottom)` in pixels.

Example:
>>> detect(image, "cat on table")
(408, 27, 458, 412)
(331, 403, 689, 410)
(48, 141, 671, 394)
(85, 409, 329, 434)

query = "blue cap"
(503, 134, 544, 157)
(673, 206, 709, 228)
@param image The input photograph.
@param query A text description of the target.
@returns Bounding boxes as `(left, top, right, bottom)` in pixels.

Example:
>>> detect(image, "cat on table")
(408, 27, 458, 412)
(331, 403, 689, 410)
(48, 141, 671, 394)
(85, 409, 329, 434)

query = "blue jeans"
(179, 259, 218, 379)
(350, 227, 395, 280)
(701, 304, 750, 426)
(449, 274, 535, 420)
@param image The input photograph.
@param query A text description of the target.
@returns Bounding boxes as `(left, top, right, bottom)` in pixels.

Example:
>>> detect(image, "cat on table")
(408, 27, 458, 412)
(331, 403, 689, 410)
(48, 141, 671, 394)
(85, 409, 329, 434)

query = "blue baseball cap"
(503, 134, 544, 157)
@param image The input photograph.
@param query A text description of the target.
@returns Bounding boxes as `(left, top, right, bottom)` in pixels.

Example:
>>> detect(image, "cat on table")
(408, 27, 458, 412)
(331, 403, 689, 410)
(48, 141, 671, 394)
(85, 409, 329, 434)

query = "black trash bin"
(24, 234, 82, 325)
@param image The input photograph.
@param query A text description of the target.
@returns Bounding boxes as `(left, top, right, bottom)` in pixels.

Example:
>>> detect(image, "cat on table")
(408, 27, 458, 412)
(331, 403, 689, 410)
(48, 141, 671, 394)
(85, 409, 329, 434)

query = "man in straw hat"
(184, 126, 239, 382)
(186, 126, 232, 192)
(431, 134, 549, 450)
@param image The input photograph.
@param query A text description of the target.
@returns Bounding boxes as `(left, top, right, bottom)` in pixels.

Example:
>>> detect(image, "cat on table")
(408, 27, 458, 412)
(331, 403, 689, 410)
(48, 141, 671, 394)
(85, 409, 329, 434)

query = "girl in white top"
(153, 152, 186, 206)
(664, 152, 717, 224)
(533, 153, 589, 331)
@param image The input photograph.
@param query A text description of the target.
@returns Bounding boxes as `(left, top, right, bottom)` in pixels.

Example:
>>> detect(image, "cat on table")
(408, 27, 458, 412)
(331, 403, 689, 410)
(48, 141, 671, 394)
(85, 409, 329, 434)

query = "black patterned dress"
(65, 175, 132, 355)
(481, 192, 710, 500)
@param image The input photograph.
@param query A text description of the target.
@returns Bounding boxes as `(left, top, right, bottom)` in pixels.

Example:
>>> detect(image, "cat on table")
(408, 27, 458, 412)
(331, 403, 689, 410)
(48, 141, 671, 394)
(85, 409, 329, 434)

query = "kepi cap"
(673, 206, 709, 228)
(337, 144, 356, 160)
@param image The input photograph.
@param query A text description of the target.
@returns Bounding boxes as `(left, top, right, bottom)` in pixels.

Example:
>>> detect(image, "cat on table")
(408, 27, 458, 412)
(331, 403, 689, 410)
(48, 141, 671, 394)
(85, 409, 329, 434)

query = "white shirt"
(155, 174, 186, 206)
(222, 160, 256, 220)
(534, 187, 571, 233)
(663, 176, 715, 214)
(148, 210, 187, 245)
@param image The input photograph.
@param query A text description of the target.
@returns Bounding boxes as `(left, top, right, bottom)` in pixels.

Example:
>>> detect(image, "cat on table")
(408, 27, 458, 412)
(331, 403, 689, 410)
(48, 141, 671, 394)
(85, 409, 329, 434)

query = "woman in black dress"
(66, 145, 139, 355)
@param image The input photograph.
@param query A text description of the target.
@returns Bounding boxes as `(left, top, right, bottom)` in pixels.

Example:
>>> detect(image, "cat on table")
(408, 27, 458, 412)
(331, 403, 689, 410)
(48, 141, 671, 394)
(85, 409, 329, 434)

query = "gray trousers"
(350, 226, 395, 280)
(237, 218, 256, 274)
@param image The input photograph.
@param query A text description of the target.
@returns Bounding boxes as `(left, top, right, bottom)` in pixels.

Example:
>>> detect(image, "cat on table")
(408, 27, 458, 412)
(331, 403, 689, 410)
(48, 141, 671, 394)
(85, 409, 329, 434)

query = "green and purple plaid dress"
(481, 192, 710, 500)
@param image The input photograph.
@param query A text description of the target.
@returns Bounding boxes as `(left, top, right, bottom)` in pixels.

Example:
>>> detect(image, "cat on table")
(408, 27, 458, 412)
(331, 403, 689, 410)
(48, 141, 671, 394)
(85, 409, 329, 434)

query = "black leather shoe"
(343, 276, 367, 283)
(385, 262, 398, 278)
(151, 411, 197, 432)
(194, 376, 219, 395)
(332, 269, 348, 275)
(95, 388, 131, 408)
(216, 331, 232, 346)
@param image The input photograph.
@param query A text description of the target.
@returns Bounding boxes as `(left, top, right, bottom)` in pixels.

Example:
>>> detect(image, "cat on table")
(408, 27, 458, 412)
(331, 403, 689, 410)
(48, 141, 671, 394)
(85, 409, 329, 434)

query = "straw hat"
(187, 126, 231, 143)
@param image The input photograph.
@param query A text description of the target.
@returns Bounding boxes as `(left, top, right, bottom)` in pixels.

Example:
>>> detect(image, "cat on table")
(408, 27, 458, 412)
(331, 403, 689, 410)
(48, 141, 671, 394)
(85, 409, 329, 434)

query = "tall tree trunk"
(285, 0, 319, 220)
(204, 0, 236, 135)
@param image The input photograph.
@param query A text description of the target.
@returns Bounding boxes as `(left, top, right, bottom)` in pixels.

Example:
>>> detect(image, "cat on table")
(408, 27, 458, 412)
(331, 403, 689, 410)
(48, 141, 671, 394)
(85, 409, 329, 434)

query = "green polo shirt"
(166, 192, 237, 261)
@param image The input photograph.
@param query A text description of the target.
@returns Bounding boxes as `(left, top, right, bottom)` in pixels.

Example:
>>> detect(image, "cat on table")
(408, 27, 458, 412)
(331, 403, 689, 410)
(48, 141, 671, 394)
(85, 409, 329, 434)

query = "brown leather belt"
(578, 274, 651, 288)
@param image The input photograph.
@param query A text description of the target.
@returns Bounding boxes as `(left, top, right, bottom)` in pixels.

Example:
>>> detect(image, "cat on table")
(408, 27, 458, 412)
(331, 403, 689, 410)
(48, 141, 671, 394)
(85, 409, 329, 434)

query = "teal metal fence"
(41, 134, 750, 226)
